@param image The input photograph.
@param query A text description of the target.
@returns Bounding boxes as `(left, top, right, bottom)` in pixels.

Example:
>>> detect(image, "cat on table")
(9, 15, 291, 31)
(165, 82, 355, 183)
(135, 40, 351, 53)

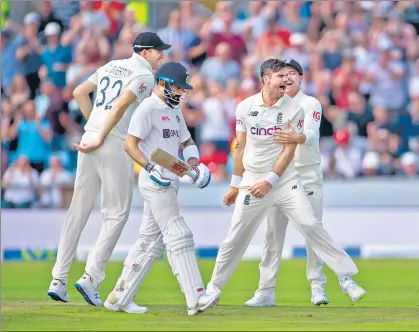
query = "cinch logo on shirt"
(163, 129, 180, 138)
(250, 125, 282, 136)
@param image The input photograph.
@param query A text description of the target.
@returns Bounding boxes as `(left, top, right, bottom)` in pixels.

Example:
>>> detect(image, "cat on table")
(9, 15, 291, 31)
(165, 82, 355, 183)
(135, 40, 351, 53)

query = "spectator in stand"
(282, 32, 309, 71)
(200, 80, 232, 152)
(39, 155, 74, 208)
(278, 1, 309, 34)
(257, 15, 290, 59)
(38, 1, 64, 36)
(179, 1, 206, 33)
(333, 129, 363, 179)
(361, 151, 381, 177)
(7, 75, 30, 111)
(332, 52, 363, 109)
(158, 10, 197, 61)
(51, 0, 79, 29)
(181, 74, 206, 143)
(205, 10, 247, 62)
(1, 29, 19, 93)
(2, 155, 39, 208)
(78, 0, 110, 35)
(398, 152, 419, 177)
(346, 92, 375, 152)
(15, 12, 43, 99)
(366, 41, 407, 112)
(40, 22, 72, 89)
(200, 42, 240, 86)
(3, 1, 419, 184)
(7, 100, 52, 173)
(66, 46, 97, 88)
(61, 15, 85, 55)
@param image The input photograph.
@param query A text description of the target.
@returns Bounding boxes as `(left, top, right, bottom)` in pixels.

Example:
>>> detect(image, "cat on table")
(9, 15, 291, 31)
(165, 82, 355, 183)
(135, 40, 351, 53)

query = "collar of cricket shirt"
(131, 52, 153, 72)
(293, 90, 304, 102)
(257, 90, 284, 109)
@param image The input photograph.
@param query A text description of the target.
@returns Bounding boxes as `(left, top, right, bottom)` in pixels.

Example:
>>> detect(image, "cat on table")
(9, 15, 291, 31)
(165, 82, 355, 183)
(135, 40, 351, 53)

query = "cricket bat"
(150, 148, 192, 177)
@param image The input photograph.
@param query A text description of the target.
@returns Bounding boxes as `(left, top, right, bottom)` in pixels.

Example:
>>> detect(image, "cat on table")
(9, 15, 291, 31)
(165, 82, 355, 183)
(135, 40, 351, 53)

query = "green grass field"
(2, 259, 419, 331)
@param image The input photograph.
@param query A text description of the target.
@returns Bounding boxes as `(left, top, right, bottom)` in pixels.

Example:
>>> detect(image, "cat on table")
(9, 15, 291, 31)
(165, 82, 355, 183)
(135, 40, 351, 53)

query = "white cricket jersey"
(236, 92, 305, 187)
(293, 91, 322, 169)
(85, 53, 155, 140)
(128, 93, 191, 180)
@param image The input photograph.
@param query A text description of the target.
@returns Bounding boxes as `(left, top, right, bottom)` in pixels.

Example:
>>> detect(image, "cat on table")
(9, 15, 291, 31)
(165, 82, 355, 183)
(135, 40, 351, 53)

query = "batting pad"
(116, 235, 165, 307)
(165, 216, 205, 309)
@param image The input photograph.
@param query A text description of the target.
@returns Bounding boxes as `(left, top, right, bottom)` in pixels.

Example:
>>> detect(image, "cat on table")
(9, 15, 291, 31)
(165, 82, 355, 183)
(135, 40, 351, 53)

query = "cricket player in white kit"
(206, 59, 365, 302)
(47, 32, 171, 306)
(245, 59, 366, 307)
(103, 62, 219, 315)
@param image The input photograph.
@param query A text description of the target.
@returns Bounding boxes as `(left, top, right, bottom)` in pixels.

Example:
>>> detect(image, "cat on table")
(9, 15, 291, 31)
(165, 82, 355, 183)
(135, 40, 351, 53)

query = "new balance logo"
(244, 194, 251, 205)
(291, 185, 297, 190)
(307, 191, 314, 196)
(249, 111, 258, 116)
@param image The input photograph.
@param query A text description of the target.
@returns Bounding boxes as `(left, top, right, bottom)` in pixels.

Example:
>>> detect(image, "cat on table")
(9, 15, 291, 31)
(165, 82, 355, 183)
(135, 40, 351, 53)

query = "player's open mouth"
(279, 85, 286, 91)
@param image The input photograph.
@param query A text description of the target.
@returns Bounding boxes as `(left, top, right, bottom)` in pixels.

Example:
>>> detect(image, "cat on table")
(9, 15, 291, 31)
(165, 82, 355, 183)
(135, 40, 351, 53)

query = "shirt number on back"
(95, 76, 123, 110)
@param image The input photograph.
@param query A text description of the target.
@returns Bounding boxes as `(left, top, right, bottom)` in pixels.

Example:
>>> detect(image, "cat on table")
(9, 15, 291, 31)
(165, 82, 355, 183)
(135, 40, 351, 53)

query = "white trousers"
(258, 166, 326, 292)
(210, 177, 358, 290)
(118, 170, 205, 308)
(52, 132, 134, 285)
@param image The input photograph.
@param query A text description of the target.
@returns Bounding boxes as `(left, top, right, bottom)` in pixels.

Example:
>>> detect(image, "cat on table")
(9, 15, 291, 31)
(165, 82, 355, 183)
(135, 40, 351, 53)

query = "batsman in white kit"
(103, 62, 219, 315)
(47, 32, 171, 306)
(245, 59, 366, 307)
(206, 59, 366, 303)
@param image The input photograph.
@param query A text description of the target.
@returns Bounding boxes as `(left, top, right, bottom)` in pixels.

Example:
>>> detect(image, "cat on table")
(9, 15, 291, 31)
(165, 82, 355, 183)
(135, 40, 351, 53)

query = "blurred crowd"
(2, 1, 419, 208)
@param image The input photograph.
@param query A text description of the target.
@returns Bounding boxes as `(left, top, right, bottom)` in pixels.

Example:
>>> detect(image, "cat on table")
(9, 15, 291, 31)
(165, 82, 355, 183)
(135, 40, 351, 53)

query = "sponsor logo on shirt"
(236, 119, 243, 125)
(297, 120, 304, 128)
(162, 116, 170, 121)
(139, 83, 147, 94)
(163, 129, 180, 138)
(250, 124, 282, 136)
(313, 111, 321, 121)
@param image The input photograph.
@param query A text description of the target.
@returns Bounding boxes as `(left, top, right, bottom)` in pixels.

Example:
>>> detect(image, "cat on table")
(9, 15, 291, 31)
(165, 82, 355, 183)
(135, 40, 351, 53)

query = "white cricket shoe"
(47, 279, 69, 303)
(104, 300, 148, 314)
(245, 291, 276, 307)
(74, 273, 102, 306)
(187, 292, 220, 316)
(311, 287, 329, 306)
(339, 277, 367, 302)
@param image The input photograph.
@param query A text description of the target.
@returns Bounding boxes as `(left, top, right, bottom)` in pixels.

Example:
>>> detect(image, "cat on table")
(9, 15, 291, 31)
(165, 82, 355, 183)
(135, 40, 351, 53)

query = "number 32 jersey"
(85, 53, 155, 140)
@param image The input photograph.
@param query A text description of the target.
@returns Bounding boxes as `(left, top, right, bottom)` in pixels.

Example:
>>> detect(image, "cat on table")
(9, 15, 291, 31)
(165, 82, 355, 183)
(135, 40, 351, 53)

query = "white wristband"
(265, 171, 280, 187)
(230, 175, 242, 188)
(183, 144, 199, 163)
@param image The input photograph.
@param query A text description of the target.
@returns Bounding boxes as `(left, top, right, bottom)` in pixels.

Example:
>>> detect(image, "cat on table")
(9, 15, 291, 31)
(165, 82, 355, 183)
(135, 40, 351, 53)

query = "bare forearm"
(233, 150, 245, 176)
(74, 94, 93, 120)
(125, 142, 148, 168)
(98, 107, 124, 140)
(38, 126, 52, 142)
(272, 143, 297, 176)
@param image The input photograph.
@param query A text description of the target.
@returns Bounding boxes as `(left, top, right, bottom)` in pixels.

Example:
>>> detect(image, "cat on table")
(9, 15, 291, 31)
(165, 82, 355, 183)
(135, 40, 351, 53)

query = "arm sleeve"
(290, 107, 305, 134)
(179, 112, 191, 143)
(235, 101, 247, 132)
(127, 74, 155, 104)
(302, 99, 322, 146)
(87, 70, 98, 85)
(128, 102, 152, 140)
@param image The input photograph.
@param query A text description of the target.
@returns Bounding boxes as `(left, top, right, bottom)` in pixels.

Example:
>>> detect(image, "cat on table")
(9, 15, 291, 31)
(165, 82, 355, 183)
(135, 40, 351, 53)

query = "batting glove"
(188, 163, 211, 189)
(145, 163, 171, 187)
